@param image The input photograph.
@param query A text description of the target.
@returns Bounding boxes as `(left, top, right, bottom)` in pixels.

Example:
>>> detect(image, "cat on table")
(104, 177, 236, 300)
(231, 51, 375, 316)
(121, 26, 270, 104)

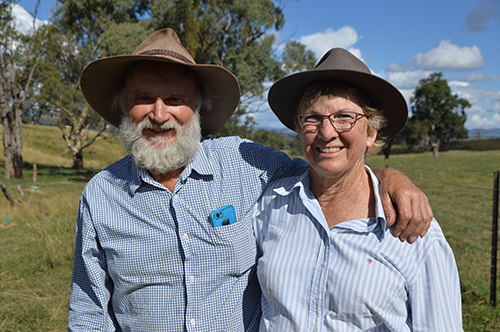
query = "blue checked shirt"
(68, 136, 308, 332)
(254, 166, 463, 332)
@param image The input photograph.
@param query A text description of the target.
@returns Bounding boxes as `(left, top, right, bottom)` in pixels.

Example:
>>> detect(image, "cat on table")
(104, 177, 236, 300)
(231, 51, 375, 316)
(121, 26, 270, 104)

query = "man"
(68, 28, 433, 331)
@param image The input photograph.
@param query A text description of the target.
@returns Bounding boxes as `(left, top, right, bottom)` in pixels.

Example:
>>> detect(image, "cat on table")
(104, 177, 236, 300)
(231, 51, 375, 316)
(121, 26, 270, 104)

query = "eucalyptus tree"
(406, 72, 470, 157)
(36, 0, 151, 169)
(0, 0, 52, 178)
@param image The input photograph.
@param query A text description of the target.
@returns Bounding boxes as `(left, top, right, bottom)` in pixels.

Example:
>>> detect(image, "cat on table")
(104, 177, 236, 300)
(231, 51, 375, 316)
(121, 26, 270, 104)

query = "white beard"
(119, 113, 202, 175)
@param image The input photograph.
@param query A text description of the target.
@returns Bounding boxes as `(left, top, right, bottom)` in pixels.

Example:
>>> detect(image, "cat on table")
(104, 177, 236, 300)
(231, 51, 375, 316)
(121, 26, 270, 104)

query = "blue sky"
(15, 0, 500, 132)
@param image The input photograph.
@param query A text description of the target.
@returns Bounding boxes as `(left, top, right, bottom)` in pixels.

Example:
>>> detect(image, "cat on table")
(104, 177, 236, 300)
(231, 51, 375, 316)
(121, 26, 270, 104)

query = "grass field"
(1, 124, 499, 331)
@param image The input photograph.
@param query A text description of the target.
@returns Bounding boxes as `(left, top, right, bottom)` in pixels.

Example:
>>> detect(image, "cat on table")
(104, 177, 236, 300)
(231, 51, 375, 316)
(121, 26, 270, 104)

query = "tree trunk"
(0, 84, 24, 179)
(431, 142, 440, 157)
(382, 137, 395, 159)
(72, 151, 84, 170)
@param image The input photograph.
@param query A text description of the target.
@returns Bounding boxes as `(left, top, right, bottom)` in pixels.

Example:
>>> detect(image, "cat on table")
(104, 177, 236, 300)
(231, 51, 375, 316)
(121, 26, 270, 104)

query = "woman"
(253, 48, 463, 331)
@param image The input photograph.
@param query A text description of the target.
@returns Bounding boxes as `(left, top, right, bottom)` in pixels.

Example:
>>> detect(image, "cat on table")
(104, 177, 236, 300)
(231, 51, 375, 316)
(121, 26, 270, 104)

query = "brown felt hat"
(268, 48, 408, 138)
(80, 28, 240, 136)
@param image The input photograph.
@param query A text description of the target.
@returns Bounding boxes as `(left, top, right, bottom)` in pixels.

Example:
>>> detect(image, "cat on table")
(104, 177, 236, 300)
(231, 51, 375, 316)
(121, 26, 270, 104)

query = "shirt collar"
(127, 142, 214, 193)
(273, 166, 388, 240)
(365, 165, 388, 240)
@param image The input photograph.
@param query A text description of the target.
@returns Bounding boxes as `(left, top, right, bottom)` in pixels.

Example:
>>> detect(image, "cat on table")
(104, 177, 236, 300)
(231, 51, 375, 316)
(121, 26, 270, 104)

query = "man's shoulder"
(200, 135, 257, 151)
(200, 135, 304, 168)
(85, 155, 135, 189)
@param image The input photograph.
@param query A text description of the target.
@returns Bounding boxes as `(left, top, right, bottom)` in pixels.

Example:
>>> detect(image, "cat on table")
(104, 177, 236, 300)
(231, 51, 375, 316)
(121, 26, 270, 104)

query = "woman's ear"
(366, 128, 378, 148)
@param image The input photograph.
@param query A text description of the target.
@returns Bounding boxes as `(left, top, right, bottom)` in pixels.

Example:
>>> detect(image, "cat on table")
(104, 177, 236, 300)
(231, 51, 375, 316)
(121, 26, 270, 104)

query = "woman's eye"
(304, 115, 322, 122)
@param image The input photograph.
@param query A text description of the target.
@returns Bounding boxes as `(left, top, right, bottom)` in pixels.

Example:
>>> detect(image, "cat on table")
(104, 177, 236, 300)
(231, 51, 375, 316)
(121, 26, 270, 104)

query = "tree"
(406, 72, 470, 157)
(33, 0, 151, 169)
(281, 40, 316, 74)
(0, 0, 52, 178)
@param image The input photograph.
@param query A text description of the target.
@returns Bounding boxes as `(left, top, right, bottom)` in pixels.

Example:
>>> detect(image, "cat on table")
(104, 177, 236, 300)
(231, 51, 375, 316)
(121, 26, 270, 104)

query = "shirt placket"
(171, 190, 200, 331)
(307, 228, 330, 332)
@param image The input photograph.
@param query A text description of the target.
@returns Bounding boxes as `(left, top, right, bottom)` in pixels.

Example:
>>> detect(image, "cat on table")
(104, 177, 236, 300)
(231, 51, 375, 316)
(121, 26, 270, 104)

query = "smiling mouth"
(148, 127, 173, 133)
(318, 147, 342, 153)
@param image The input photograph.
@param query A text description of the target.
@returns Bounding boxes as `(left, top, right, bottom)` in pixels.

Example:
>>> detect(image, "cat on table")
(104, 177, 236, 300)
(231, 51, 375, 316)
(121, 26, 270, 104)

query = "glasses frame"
(297, 111, 366, 133)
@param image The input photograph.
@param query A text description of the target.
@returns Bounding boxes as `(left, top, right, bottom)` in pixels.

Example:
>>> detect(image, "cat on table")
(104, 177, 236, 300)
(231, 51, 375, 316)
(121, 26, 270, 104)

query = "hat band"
(138, 49, 195, 64)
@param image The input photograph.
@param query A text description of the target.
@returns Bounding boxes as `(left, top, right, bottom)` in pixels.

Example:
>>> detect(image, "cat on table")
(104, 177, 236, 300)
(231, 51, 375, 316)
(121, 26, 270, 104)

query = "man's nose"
(149, 98, 172, 123)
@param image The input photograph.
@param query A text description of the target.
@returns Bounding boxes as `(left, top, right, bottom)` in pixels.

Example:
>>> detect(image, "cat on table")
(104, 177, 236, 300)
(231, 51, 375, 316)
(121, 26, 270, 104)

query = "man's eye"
(167, 97, 185, 104)
(135, 96, 154, 103)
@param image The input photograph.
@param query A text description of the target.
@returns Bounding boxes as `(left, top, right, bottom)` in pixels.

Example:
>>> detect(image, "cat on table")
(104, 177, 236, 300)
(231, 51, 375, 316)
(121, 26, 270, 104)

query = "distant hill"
(469, 128, 500, 138)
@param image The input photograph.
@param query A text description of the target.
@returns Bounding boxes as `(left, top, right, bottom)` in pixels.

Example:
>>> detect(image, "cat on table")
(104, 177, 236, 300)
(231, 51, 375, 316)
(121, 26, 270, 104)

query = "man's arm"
(68, 198, 114, 331)
(373, 168, 433, 243)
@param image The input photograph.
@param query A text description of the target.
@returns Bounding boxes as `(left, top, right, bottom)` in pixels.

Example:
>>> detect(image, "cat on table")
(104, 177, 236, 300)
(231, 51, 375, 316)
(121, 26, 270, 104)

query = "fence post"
(491, 171, 499, 306)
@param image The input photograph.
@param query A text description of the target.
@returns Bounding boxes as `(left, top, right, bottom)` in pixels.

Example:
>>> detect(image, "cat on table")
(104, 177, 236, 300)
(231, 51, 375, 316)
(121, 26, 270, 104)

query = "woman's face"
(300, 96, 377, 181)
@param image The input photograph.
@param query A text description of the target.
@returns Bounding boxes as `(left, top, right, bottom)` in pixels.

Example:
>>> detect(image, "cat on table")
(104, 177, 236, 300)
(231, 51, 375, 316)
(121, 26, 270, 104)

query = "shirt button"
(190, 319, 195, 325)
(314, 294, 320, 301)
(312, 328, 318, 332)
(172, 194, 178, 200)
(320, 262, 326, 268)
(182, 233, 189, 240)
(188, 276, 194, 282)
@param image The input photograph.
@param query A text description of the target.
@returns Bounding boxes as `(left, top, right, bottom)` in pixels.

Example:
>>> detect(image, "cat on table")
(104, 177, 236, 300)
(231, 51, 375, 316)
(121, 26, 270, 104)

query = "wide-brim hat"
(80, 28, 240, 136)
(268, 48, 408, 138)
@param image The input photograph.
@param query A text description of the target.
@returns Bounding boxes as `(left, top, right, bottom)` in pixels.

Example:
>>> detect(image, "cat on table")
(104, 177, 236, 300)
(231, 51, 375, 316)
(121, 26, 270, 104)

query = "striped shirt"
(68, 136, 308, 332)
(254, 166, 463, 332)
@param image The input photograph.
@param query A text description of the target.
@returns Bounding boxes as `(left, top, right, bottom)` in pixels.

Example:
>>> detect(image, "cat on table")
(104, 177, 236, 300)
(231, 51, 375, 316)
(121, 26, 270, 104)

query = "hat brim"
(80, 55, 240, 136)
(268, 69, 408, 138)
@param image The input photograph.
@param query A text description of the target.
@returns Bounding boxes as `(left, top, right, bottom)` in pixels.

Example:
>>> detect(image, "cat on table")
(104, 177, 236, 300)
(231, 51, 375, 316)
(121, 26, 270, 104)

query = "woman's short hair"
(296, 80, 388, 156)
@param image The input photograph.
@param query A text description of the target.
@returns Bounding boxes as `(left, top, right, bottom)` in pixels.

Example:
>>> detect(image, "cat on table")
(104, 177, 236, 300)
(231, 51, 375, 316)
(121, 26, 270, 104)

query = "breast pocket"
(210, 214, 257, 277)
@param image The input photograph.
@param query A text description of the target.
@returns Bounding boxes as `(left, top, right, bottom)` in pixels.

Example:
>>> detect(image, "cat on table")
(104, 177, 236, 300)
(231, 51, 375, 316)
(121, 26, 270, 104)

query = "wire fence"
(370, 165, 500, 305)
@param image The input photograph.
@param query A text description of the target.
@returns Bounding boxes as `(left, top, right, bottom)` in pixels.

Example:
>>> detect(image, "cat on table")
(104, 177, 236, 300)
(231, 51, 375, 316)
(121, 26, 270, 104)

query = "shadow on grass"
(18, 162, 99, 182)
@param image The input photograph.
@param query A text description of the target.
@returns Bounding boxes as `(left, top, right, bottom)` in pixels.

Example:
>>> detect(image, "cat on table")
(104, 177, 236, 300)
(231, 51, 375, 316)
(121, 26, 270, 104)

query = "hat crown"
(315, 48, 370, 75)
(133, 28, 196, 64)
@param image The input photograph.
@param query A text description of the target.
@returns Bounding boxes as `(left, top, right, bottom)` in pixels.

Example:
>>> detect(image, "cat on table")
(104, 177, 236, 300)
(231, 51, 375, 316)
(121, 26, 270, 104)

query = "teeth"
(320, 147, 341, 153)
(148, 127, 171, 132)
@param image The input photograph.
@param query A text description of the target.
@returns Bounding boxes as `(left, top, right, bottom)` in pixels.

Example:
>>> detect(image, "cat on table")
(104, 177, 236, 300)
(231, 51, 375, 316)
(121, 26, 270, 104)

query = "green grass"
(1, 124, 127, 169)
(1, 125, 499, 331)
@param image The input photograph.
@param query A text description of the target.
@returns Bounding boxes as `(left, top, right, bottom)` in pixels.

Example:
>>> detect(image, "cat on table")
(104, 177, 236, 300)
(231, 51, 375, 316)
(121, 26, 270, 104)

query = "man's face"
(126, 61, 198, 147)
(120, 61, 202, 175)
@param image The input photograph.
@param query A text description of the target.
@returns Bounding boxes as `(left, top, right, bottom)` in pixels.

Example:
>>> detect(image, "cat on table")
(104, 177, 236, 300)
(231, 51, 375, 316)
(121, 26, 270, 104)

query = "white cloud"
(449, 81, 470, 87)
(385, 70, 433, 90)
(12, 4, 47, 34)
(298, 26, 361, 60)
(451, 72, 500, 82)
(452, 85, 500, 129)
(466, 113, 500, 129)
(413, 40, 485, 72)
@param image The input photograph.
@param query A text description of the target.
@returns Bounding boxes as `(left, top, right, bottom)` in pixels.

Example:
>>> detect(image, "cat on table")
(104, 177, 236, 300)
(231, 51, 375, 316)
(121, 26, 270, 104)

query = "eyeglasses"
(297, 111, 366, 133)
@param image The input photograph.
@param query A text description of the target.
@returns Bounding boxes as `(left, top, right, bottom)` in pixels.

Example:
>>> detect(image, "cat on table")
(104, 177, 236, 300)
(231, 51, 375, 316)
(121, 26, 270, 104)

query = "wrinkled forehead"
(126, 60, 197, 86)
(298, 80, 370, 114)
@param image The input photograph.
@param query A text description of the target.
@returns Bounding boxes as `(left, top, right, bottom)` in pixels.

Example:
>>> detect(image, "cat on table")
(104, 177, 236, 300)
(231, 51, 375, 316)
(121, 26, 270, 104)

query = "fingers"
(375, 167, 434, 243)
(381, 192, 398, 228)
(393, 190, 433, 243)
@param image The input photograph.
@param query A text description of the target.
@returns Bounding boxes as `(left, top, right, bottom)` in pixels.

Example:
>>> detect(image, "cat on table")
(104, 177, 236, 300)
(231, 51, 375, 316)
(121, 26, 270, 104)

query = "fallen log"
(0, 181, 22, 206)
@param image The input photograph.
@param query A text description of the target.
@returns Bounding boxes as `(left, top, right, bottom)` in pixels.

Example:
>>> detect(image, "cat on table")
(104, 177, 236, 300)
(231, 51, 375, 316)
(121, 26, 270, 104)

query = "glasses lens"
(299, 114, 322, 131)
(332, 112, 357, 131)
